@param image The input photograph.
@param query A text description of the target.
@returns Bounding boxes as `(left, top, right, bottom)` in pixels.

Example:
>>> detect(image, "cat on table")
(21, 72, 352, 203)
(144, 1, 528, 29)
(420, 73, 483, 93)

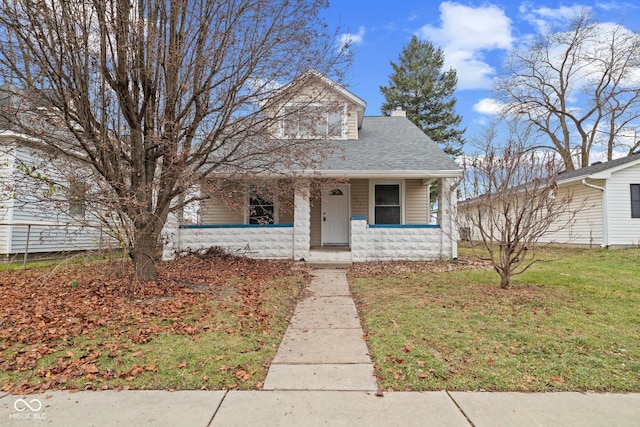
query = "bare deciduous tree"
(458, 122, 584, 289)
(495, 9, 640, 170)
(0, 0, 347, 281)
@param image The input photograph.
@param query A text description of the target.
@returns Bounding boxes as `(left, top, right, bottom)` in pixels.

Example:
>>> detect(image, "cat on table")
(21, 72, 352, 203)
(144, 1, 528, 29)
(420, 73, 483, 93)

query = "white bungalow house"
(163, 72, 462, 263)
(458, 153, 640, 248)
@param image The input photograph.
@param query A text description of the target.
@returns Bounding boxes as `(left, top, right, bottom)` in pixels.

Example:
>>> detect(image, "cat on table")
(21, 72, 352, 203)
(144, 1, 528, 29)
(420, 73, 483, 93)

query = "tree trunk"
(130, 231, 159, 282)
(499, 274, 511, 290)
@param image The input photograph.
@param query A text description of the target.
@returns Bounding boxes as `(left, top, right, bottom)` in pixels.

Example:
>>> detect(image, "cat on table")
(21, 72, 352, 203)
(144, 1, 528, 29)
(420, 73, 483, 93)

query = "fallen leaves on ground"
(0, 255, 308, 394)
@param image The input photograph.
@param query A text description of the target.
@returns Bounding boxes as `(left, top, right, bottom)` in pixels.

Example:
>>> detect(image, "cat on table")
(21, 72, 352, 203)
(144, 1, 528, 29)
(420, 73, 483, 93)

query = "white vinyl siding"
(606, 164, 640, 246)
(457, 180, 605, 246)
(539, 181, 604, 245)
(0, 140, 112, 254)
(631, 184, 640, 218)
(0, 143, 14, 253)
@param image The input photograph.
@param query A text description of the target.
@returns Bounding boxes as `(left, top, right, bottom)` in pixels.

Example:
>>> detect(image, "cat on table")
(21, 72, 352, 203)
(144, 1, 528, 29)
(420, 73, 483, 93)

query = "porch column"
(438, 178, 457, 259)
(449, 178, 459, 259)
(161, 210, 180, 261)
(293, 179, 311, 260)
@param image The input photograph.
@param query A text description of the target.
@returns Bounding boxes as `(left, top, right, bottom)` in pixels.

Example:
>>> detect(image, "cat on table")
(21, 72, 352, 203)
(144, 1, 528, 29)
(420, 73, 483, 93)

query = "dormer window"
(283, 105, 343, 138)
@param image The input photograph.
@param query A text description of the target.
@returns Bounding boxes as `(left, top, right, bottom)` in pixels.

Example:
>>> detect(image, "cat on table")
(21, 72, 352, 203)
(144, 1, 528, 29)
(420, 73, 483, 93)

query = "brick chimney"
(391, 106, 406, 117)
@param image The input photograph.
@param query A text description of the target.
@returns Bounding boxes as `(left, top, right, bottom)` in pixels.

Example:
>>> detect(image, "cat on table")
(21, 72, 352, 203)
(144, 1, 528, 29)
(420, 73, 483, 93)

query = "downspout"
(582, 179, 608, 248)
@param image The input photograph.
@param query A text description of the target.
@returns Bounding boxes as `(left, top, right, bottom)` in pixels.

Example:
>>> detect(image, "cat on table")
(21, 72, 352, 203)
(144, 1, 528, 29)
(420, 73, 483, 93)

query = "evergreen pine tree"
(381, 35, 465, 157)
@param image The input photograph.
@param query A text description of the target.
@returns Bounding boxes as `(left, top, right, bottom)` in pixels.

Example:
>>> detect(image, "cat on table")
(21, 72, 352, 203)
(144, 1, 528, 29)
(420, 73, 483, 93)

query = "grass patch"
(0, 251, 126, 271)
(349, 247, 640, 392)
(0, 256, 308, 393)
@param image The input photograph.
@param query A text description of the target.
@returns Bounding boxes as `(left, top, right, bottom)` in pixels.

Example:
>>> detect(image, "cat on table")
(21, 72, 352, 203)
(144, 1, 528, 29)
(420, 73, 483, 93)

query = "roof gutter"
(582, 178, 608, 248)
(295, 169, 463, 179)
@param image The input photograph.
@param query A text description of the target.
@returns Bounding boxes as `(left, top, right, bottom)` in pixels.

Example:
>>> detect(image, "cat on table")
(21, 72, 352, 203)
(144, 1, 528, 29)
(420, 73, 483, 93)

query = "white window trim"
(245, 192, 279, 224)
(369, 180, 405, 224)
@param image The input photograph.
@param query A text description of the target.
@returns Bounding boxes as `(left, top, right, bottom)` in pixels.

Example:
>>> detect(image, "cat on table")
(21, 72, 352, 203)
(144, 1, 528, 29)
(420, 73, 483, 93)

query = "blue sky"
(322, 1, 640, 144)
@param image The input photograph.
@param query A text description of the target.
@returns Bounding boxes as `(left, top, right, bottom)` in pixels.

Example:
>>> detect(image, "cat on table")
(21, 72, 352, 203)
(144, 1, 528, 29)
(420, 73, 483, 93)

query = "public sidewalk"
(1, 268, 639, 426)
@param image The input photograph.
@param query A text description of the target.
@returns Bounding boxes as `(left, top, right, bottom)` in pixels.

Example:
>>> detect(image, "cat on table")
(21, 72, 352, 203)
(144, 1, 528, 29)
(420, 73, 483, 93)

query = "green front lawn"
(349, 247, 640, 392)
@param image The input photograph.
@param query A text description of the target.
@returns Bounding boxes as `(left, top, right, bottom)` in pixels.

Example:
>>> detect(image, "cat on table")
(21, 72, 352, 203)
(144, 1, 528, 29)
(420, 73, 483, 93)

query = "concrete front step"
(306, 261, 353, 269)
(306, 248, 353, 265)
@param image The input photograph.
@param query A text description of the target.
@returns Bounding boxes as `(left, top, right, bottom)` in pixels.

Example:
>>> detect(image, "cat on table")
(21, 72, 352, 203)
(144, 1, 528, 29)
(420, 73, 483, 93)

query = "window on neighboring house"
(68, 179, 86, 217)
(248, 194, 275, 224)
(283, 106, 343, 138)
(374, 184, 401, 224)
(631, 184, 640, 218)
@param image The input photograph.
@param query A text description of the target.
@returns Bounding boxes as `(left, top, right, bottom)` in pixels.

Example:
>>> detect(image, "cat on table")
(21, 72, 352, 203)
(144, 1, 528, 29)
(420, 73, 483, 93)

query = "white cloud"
(416, 2, 514, 90)
(419, 2, 513, 51)
(519, 2, 590, 34)
(473, 98, 504, 115)
(339, 26, 366, 49)
(594, 1, 640, 12)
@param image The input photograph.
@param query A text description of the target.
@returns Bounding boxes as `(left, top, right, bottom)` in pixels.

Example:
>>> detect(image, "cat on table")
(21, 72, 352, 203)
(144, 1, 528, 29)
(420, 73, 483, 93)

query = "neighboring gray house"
(163, 72, 462, 263)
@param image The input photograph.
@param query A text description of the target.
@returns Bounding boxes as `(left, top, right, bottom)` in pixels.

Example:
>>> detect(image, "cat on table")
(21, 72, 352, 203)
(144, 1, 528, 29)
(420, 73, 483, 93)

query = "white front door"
(322, 184, 350, 246)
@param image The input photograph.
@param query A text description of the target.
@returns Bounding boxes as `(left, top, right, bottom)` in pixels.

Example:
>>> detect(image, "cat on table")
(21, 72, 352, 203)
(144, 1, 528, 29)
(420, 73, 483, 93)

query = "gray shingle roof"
(557, 152, 640, 182)
(317, 116, 461, 175)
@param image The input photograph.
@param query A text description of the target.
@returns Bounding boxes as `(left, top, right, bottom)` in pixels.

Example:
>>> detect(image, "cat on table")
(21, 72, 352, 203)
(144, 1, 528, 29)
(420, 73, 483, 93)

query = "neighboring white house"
(545, 153, 640, 247)
(163, 71, 462, 263)
(458, 153, 640, 248)
(0, 92, 112, 259)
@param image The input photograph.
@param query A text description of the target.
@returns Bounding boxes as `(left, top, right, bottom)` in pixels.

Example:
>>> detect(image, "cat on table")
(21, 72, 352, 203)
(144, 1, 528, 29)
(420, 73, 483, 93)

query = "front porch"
(163, 177, 458, 263)
(164, 219, 451, 263)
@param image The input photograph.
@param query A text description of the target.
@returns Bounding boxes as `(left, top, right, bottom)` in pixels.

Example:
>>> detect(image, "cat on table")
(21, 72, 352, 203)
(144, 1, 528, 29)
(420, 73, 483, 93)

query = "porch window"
(249, 194, 274, 224)
(631, 184, 640, 218)
(374, 184, 401, 224)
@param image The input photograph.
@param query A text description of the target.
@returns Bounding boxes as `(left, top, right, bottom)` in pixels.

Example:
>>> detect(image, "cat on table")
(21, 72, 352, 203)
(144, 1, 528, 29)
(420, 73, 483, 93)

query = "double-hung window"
(248, 194, 275, 224)
(374, 184, 401, 224)
(68, 179, 87, 218)
(631, 184, 640, 218)
(283, 106, 343, 138)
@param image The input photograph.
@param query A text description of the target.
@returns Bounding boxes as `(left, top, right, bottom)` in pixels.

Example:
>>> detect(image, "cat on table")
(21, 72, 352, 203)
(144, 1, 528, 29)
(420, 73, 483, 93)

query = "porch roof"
(307, 116, 461, 178)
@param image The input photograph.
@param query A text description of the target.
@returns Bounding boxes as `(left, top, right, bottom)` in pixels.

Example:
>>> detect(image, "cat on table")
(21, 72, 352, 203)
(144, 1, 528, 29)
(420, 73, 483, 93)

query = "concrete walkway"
(2, 268, 640, 426)
(263, 268, 377, 392)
